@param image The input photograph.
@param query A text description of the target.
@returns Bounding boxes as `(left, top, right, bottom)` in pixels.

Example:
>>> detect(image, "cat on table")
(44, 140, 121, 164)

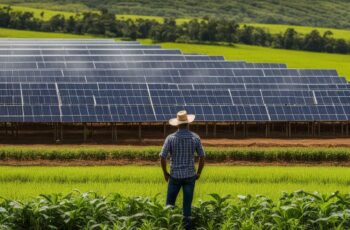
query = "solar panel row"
(0, 62, 285, 69)
(0, 39, 348, 122)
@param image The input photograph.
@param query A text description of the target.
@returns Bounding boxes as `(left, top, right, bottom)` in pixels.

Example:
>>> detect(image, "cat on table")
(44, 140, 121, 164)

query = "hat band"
(177, 115, 188, 121)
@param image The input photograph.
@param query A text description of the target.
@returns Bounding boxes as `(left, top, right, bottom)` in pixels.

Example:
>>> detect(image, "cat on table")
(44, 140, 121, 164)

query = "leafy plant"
(1, 190, 350, 229)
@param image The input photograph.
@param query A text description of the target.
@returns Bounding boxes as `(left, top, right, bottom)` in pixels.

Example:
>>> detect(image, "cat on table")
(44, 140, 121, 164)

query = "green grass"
(0, 27, 97, 38)
(0, 26, 349, 80)
(246, 23, 350, 40)
(140, 40, 350, 80)
(0, 4, 190, 24)
(0, 4, 76, 20)
(0, 166, 349, 201)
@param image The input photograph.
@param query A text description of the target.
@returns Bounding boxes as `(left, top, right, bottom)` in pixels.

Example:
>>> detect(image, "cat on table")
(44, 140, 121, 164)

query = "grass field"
(246, 23, 350, 40)
(0, 166, 349, 201)
(0, 4, 175, 23)
(142, 40, 350, 80)
(0, 28, 97, 38)
(0, 27, 348, 81)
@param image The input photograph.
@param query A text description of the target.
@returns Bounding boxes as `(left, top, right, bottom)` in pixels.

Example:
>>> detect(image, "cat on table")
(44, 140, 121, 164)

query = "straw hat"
(169, 110, 195, 126)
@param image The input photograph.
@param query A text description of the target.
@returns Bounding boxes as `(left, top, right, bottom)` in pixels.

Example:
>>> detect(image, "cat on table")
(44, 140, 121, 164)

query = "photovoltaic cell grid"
(0, 39, 348, 122)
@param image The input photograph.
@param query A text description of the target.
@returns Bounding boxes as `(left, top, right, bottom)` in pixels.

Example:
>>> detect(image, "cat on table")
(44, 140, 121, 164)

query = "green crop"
(1, 166, 350, 201)
(1, 145, 350, 163)
(0, 190, 349, 229)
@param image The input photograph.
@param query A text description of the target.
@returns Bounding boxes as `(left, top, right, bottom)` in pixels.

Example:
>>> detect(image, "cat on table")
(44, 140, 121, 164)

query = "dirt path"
(97, 138, 350, 147)
(200, 138, 350, 147)
(1, 159, 350, 167)
(1, 138, 349, 148)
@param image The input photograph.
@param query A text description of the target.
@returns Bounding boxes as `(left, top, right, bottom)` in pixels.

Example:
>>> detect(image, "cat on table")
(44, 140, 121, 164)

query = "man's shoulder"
(167, 130, 201, 140)
(172, 130, 201, 139)
(189, 131, 201, 140)
(165, 133, 177, 140)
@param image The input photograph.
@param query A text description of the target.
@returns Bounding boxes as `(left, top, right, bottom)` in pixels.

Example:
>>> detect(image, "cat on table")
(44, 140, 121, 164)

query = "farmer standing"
(160, 110, 205, 230)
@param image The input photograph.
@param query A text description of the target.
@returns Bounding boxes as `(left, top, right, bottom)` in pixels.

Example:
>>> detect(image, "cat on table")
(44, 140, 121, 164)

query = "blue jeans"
(166, 175, 196, 229)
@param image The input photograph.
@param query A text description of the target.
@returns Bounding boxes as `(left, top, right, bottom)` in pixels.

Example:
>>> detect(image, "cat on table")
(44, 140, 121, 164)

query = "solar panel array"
(0, 39, 349, 123)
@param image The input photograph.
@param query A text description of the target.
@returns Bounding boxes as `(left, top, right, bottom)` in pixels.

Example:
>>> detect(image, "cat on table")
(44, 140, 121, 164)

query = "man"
(159, 110, 205, 230)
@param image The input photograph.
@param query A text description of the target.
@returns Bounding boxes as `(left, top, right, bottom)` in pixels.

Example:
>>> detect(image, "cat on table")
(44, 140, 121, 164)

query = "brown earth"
(1, 138, 350, 166)
(98, 138, 350, 147)
(1, 138, 349, 148)
(199, 138, 350, 147)
(1, 159, 350, 166)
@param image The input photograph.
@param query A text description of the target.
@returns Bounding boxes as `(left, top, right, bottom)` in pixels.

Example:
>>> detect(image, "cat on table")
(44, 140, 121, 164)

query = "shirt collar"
(175, 128, 192, 138)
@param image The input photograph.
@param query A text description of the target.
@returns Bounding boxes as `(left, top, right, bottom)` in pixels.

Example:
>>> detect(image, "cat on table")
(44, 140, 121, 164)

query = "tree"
(49, 14, 65, 32)
(333, 39, 348, 54)
(283, 28, 299, 49)
(65, 16, 76, 33)
(150, 18, 177, 42)
(238, 25, 254, 44)
(302, 30, 323, 52)
(215, 19, 239, 43)
(322, 30, 335, 53)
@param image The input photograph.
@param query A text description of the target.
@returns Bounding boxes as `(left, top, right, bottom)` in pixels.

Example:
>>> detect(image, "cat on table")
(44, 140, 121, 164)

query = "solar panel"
(0, 39, 348, 122)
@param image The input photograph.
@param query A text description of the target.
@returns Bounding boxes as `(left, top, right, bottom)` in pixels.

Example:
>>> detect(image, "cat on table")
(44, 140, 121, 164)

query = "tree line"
(0, 6, 349, 54)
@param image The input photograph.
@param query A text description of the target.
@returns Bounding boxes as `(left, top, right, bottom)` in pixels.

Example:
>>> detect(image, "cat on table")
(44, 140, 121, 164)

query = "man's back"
(160, 129, 205, 179)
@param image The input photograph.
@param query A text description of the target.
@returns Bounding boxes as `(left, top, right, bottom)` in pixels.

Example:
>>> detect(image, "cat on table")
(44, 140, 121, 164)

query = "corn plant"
(1, 190, 350, 229)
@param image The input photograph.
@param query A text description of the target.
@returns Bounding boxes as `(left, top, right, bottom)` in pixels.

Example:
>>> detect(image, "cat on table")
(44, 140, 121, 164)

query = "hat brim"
(169, 114, 195, 126)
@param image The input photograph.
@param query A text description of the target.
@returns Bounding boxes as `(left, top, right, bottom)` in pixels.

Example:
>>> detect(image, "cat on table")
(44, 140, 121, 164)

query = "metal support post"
(138, 123, 142, 141)
(163, 122, 167, 137)
(83, 123, 87, 142)
(205, 122, 208, 137)
(213, 123, 217, 138)
(233, 122, 236, 137)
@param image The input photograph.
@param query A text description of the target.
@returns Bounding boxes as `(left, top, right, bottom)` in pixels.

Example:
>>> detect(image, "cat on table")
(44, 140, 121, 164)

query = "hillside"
(1, 0, 350, 29)
(2, 3, 350, 43)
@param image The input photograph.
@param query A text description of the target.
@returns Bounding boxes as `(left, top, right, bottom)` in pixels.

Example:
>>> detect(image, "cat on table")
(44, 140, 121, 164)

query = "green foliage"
(1, 0, 350, 29)
(2, 165, 350, 201)
(1, 6, 350, 54)
(0, 145, 350, 163)
(0, 190, 349, 229)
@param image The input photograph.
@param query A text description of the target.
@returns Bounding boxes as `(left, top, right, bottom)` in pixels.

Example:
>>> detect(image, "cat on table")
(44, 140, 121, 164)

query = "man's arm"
(195, 137, 205, 180)
(159, 136, 171, 182)
(196, 156, 205, 180)
(160, 157, 170, 182)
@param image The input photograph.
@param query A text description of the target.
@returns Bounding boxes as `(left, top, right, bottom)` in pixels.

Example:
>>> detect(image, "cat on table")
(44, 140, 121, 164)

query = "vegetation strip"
(1, 0, 349, 29)
(1, 146, 350, 163)
(0, 6, 349, 55)
(1, 166, 350, 201)
(0, 190, 349, 229)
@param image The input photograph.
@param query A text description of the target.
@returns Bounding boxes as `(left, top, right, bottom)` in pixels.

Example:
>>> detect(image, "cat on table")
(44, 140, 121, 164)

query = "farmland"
(2, 4, 350, 42)
(0, 28, 97, 39)
(150, 40, 350, 81)
(0, 27, 349, 80)
(1, 0, 350, 29)
(246, 23, 350, 40)
(0, 23, 349, 229)
(1, 165, 350, 201)
(1, 145, 350, 163)
(1, 190, 348, 229)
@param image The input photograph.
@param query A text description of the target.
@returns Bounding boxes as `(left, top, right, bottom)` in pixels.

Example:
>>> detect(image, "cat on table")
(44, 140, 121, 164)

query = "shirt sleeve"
(159, 136, 171, 158)
(196, 138, 205, 157)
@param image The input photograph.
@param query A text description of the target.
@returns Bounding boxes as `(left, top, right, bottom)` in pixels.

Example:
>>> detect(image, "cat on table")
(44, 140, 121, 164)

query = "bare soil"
(1, 138, 350, 166)
(1, 159, 350, 167)
(95, 138, 350, 147)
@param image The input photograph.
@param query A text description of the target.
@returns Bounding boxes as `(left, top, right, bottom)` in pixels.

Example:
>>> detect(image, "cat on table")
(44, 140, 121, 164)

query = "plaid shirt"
(160, 129, 205, 179)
